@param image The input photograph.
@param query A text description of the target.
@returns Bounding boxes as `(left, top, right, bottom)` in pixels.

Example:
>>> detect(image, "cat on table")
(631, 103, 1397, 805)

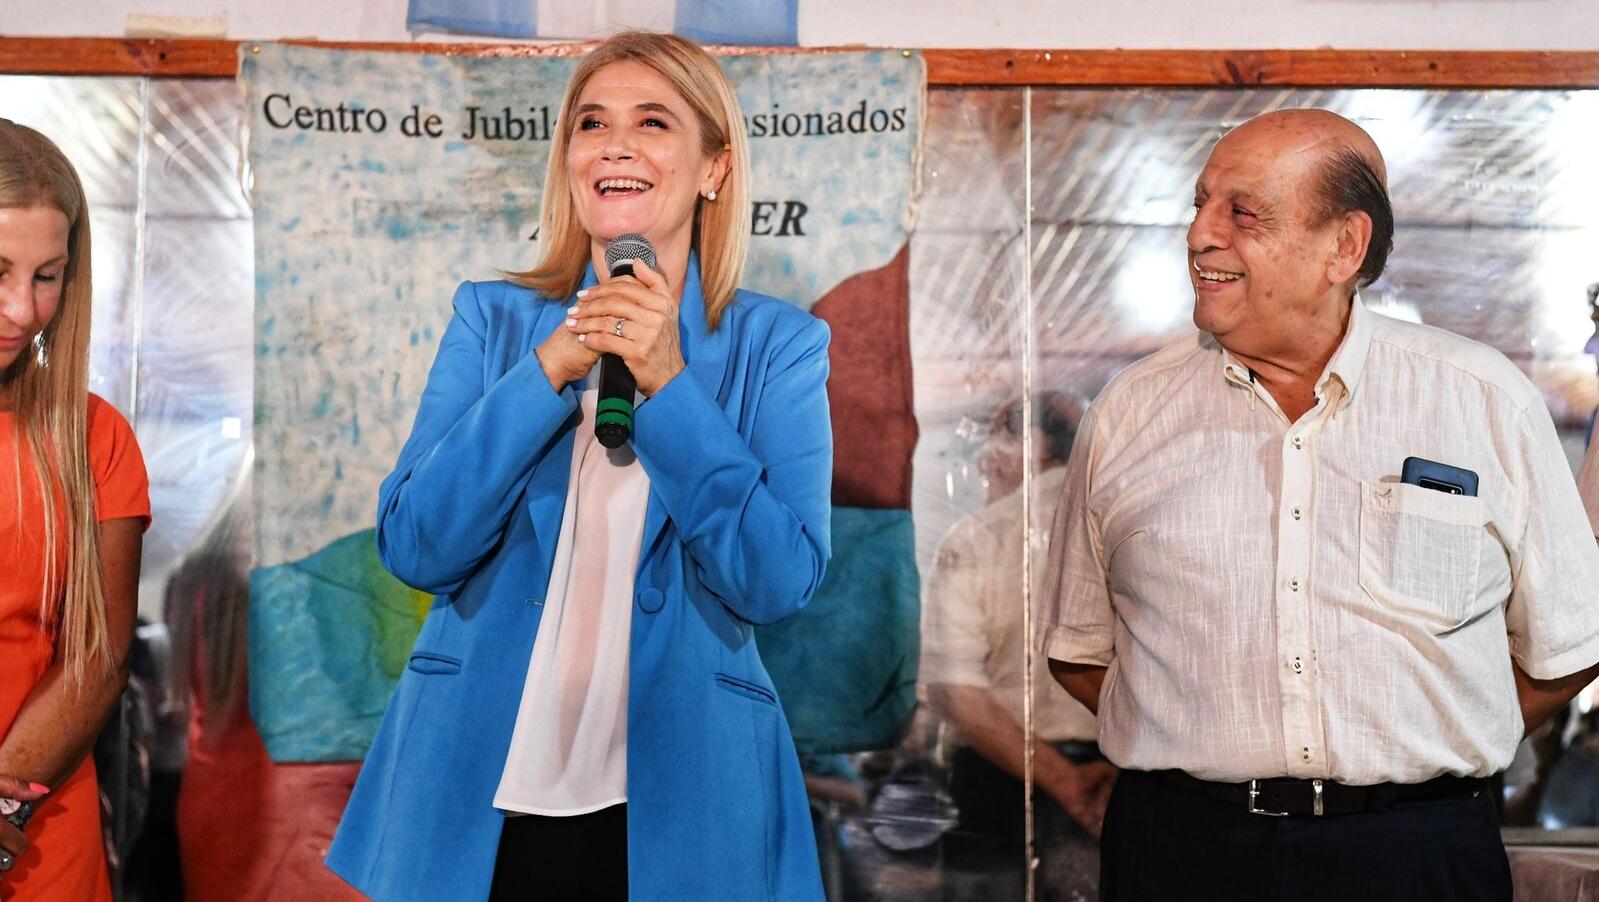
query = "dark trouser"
(943, 743, 1101, 902)
(489, 804, 627, 902)
(1101, 770, 1511, 902)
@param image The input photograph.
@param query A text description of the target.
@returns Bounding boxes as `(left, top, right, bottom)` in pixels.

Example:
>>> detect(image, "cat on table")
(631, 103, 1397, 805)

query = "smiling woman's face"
(566, 60, 723, 262)
(0, 204, 69, 377)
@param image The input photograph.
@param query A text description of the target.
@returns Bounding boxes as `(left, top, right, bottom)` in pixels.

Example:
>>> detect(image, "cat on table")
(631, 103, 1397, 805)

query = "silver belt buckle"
(1247, 779, 1290, 817)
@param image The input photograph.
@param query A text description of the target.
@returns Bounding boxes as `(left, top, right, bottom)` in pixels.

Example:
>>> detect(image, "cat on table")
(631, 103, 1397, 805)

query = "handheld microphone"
(595, 233, 657, 449)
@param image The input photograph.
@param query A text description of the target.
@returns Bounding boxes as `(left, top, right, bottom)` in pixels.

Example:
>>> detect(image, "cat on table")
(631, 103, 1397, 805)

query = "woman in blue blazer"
(326, 31, 831, 902)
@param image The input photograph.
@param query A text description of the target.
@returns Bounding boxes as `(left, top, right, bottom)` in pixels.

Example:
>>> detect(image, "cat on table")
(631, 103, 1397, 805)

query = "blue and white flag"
(407, 0, 798, 45)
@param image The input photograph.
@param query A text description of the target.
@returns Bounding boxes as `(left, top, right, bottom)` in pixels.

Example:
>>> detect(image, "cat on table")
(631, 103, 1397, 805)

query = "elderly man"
(1041, 109, 1599, 901)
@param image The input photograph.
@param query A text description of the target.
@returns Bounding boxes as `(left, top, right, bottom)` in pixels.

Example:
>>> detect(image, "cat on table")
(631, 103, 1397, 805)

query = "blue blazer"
(326, 258, 831, 902)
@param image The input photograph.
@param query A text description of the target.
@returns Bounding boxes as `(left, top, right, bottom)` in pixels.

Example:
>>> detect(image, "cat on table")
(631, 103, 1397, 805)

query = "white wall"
(3, 0, 1599, 50)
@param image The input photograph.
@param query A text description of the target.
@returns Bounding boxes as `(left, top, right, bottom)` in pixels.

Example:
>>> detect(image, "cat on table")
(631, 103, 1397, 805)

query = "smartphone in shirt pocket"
(1401, 456, 1479, 497)
(1358, 458, 1488, 631)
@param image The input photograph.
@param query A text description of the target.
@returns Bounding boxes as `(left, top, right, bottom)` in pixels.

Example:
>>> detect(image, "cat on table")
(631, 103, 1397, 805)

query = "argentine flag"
(408, 0, 799, 45)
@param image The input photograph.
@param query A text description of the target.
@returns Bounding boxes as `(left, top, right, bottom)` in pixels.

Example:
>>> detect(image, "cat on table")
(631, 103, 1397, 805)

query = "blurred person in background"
(922, 391, 1113, 901)
(165, 486, 365, 902)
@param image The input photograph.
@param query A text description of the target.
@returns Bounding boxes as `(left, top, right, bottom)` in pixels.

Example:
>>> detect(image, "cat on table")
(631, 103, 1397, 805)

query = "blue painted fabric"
(249, 529, 431, 762)
(757, 506, 919, 754)
(406, 0, 799, 45)
(326, 257, 831, 902)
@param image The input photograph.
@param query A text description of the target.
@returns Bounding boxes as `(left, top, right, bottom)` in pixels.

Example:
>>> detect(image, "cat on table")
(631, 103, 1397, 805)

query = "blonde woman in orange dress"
(0, 118, 150, 902)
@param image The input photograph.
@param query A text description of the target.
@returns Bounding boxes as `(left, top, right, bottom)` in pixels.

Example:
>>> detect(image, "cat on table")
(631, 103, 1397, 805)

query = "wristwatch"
(0, 799, 36, 872)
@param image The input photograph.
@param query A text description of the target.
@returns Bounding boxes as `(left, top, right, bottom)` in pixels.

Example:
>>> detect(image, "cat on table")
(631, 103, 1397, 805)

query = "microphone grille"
(604, 233, 657, 273)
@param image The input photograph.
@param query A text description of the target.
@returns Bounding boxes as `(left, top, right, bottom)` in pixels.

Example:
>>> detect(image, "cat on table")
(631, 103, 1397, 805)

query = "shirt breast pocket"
(1358, 481, 1489, 632)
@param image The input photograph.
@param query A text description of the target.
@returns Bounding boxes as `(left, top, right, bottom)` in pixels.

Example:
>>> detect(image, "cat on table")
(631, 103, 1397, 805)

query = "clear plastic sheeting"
(911, 88, 1028, 572)
(3, 75, 1598, 901)
(1024, 88, 1599, 439)
(135, 79, 254, 598)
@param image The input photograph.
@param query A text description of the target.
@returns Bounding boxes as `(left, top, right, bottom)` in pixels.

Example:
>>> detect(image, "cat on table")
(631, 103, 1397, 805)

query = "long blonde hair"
(509, 31, 752, 330)
(0, 119, 110, 688)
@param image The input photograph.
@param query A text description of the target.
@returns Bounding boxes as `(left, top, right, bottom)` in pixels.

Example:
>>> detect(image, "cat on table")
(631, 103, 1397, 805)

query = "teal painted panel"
(758, 506, 919, 755)
(249, 529, 431, 762)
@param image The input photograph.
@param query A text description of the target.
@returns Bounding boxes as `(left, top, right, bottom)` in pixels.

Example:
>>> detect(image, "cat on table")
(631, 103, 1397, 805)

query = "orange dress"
(0, 393, 150, 902)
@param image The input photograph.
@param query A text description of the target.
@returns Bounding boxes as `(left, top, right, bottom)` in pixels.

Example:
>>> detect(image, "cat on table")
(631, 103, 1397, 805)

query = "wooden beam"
(0, 38, 237, 77)
(2, 38, 1599, 88)
(925, 48, 1599, 87)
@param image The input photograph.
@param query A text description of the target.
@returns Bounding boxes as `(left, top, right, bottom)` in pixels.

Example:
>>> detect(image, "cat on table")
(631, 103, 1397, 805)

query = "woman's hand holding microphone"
(535, 261, 685, 397)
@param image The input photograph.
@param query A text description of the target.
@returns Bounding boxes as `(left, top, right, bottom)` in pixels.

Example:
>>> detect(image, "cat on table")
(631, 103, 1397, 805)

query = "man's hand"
(1046, 759, 1117, 838)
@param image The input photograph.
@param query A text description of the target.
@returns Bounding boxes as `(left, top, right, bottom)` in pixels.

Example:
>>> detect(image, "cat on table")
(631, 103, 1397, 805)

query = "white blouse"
(494, 372, 650, 815)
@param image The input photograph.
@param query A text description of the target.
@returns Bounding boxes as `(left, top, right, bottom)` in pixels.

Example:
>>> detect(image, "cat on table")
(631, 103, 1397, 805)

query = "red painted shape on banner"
(811, 243, 916, 510)
(179, 685, 365, 901)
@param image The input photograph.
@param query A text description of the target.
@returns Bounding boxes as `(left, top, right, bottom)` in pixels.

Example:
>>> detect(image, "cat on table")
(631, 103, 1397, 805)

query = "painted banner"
(407, 0, 799, 45)
(244, 42, 922, 761)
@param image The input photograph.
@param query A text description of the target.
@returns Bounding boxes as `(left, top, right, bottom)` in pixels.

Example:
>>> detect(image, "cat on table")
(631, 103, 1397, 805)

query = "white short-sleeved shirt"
(921, 466, 1097, 743)
(1041, 298, 1599, 785)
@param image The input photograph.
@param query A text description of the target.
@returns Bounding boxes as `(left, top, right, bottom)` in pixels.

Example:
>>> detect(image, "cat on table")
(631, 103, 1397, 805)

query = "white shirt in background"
(921, 465, 1097, 744)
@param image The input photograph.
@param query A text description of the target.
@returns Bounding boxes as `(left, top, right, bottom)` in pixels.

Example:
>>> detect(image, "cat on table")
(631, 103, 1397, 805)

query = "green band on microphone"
(596, 398, 634, 422)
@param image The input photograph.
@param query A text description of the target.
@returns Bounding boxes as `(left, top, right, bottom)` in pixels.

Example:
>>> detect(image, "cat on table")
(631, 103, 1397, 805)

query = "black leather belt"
(1160, 770, 1485, 817)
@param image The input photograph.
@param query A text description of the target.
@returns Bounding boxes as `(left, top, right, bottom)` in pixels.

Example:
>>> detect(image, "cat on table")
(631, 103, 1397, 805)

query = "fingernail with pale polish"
(567, 305, 579, 315)
(575, 289, 589, 298)
(577, 334, 587, 343)
(565, 317, 576, 327)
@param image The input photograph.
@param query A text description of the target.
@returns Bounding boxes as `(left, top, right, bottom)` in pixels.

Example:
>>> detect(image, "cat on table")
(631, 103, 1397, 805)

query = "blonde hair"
(0, 119, 110, 689)
(509, 31, 751, 330)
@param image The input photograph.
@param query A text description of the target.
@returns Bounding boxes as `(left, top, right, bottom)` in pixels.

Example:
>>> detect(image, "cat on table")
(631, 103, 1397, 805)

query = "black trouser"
(946, 740, 1104, 836)
(489, 804, 627, 902)
(1101, 770, 1511, 902)
(943, 743, 1101, 902)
